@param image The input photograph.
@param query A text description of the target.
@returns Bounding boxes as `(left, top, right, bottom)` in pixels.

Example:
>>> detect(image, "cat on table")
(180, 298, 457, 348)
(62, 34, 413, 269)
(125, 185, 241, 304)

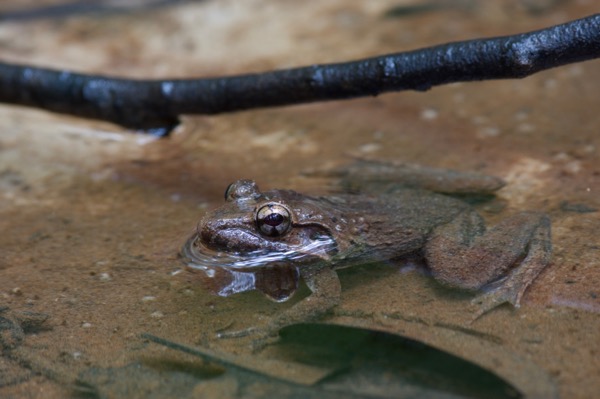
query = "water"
(0, 1, 599, 398)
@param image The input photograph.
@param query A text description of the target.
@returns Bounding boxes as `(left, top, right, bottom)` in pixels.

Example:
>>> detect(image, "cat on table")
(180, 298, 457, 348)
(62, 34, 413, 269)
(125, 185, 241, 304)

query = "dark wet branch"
(1, 13, 600, 136)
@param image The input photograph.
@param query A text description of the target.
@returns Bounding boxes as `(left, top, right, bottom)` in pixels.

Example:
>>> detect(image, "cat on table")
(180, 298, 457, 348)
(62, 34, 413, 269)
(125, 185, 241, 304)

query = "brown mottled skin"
(185, 161, 552, 338)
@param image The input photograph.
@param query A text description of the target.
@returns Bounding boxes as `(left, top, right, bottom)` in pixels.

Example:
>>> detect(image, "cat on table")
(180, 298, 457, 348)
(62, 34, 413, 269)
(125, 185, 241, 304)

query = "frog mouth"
(181, 232, 336, 271)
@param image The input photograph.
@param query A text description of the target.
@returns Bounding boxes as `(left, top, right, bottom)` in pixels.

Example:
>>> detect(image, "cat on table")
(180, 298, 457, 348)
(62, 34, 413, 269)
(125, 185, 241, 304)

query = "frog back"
(326, 189, 469, 264)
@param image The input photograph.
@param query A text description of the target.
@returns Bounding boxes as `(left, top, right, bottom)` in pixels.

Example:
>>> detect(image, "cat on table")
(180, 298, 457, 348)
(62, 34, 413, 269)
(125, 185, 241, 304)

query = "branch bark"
(1, 13, 599, 135)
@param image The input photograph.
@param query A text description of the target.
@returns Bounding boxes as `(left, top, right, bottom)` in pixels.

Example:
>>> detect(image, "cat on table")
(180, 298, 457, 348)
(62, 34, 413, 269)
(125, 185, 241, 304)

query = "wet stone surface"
(0, 1, 599, 398)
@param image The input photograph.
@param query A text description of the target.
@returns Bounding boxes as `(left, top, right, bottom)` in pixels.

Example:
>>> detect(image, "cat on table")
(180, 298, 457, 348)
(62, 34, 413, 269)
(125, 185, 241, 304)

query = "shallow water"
(0, 1, 599, 398)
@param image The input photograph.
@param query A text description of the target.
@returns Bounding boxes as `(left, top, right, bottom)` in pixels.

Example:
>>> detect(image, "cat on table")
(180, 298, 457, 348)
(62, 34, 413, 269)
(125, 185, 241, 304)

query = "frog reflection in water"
(182, 161, 551, 338)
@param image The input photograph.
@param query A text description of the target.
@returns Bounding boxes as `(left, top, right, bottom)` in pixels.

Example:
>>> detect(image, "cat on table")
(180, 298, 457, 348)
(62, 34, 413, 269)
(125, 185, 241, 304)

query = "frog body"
(182, 161, 551, 337)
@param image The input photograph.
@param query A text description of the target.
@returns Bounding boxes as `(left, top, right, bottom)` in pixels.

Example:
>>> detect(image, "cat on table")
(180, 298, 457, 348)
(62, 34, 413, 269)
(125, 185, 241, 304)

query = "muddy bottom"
(0, 1, 599, 398)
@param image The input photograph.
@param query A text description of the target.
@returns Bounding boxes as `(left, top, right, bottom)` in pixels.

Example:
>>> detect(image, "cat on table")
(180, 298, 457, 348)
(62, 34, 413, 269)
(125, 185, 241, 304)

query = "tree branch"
(1, 13, 599, 136)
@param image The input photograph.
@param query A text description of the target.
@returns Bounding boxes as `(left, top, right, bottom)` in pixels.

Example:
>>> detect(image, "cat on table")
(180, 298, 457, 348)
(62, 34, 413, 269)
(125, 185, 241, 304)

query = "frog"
(182, 160, 551, 338)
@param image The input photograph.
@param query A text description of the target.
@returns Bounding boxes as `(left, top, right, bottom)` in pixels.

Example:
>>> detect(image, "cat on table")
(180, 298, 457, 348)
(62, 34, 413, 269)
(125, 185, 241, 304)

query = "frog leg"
(423, 210, 552, 317)
(217, 266, 341, 340)
(264, 265, 342, 333)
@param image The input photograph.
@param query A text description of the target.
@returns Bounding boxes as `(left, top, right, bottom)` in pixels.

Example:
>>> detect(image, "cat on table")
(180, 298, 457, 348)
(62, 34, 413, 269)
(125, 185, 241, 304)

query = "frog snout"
(197, 218, 228, 248)
(198, 218, 262, 253)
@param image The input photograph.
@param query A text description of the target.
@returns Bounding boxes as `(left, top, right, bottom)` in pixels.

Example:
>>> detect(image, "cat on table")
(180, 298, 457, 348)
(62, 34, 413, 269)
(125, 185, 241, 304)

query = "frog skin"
(182, 161, 551, 338)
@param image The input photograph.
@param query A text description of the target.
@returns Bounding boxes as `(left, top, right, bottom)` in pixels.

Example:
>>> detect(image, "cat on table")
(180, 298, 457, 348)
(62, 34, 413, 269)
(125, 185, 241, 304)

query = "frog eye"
(256, 204, 292, 237)
(224, 180, 260, 201)
(224, 183, 235, 200)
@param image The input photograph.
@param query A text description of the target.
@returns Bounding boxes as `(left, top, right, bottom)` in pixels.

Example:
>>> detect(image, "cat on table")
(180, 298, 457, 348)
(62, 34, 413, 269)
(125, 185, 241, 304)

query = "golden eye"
(256, 204, 292, 237)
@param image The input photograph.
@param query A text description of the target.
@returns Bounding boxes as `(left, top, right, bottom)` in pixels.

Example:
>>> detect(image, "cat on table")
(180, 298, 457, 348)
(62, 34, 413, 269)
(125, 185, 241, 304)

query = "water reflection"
(181, 232, 336, 302)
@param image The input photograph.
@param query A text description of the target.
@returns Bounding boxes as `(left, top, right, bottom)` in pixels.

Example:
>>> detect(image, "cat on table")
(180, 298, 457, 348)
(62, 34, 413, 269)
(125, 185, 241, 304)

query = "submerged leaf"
(130, 326, 559, 399)
(276, 323, 522, 399)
